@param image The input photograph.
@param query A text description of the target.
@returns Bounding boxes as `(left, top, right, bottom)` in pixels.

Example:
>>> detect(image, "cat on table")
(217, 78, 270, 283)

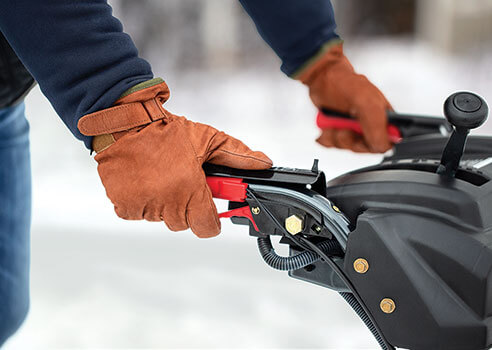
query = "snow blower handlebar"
(204, 162, 350, 247)
(205, 109, 455, 238)
(317, 108, 453, 143)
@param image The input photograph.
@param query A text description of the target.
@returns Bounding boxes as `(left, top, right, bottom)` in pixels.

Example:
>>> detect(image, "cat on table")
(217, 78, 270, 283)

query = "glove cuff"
(78, 78, 169, 136)
(292, 40, 353, 85)
(77, 78, 170, 152)
(117, 77, 168, 100)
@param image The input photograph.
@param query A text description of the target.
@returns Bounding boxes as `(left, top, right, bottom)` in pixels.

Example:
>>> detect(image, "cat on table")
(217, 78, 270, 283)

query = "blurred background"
(5, 0, 492, 348)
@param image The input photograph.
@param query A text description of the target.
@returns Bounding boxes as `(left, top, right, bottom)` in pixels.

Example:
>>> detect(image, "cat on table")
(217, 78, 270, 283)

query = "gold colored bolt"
(353, 258, 369, 274)
(380, 298, 396, 314)
(251, 207, 260, 215)
(285, 215, 304, 235)
(332, 205, 341, 213)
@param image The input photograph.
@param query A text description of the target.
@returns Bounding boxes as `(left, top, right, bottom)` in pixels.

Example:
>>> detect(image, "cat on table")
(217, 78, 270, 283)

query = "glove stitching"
(80, 103, 165, 135)
(175, 123, 220, 235)
(202, 131, 220, 160)
(214, 149, 272, 165)
(80, 116, 151, 135)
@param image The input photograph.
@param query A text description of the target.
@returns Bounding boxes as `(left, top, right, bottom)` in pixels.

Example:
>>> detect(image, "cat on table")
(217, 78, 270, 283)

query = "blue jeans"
(0, 102, 31, 346)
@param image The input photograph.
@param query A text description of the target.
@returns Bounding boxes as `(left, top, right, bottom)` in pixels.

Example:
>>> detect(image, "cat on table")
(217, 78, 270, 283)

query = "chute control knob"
(438, 92, 489, 177)
(444, 92, 488, 130)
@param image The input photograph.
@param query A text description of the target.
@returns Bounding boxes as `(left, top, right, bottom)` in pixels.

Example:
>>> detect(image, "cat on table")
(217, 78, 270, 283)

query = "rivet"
(353, 258, 369, 274)
(251, 207, 260, 215)
(380, 298, 396, 314)
(332, 205, 341, 213)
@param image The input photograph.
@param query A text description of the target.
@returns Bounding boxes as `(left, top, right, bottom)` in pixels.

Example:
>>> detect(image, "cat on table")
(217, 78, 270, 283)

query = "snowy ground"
(4, 38, 492, 349)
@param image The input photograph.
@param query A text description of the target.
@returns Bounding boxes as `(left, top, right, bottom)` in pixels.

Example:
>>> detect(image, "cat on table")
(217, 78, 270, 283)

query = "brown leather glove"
(296, 42, 393, 153)
(78, 78, 272, 238)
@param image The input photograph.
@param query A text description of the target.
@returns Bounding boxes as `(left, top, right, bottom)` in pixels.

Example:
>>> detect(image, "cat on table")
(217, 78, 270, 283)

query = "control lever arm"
(437, 92, 488, 177)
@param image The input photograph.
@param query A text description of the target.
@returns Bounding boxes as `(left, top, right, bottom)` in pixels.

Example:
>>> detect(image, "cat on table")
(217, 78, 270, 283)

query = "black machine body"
(317, 136, 492, 349)
(204, 92, 492, 350)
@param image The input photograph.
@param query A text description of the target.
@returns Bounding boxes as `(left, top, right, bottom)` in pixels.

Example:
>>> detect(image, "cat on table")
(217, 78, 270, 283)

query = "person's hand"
(78, 79, 272, 238)
(296, 43, 393, 153)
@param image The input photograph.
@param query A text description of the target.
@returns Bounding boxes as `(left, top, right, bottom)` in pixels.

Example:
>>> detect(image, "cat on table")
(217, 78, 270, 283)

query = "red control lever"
(216, 206, 259, 231)
(316, 110, 402, 144)
(206, 176, 248, 202)
(206, 176, 259, 231)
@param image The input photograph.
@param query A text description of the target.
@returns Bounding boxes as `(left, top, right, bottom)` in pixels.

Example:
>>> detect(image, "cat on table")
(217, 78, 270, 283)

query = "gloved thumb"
(356, 102, 392, 153)
(205, 131, 272, 170)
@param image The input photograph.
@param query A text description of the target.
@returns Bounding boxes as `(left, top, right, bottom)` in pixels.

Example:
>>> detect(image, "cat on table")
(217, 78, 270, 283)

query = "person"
(0, 0, 392, 344)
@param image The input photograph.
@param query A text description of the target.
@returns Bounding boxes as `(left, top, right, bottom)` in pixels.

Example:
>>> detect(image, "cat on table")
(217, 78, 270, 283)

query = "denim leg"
(0, 102, 31, 346)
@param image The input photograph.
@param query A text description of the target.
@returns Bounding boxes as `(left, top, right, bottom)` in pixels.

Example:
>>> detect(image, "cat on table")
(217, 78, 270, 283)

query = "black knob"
(443, 92, 488, 130)
(437, 92, 488, 177)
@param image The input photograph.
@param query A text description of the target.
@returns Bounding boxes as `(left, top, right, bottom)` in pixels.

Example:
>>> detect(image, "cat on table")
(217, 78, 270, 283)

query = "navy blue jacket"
(0, 0, 338, 149)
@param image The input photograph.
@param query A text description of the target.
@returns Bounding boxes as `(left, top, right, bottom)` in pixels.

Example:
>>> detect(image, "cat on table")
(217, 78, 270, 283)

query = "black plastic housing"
(315, 135, 492, 350)
(204, 134, 492, 349)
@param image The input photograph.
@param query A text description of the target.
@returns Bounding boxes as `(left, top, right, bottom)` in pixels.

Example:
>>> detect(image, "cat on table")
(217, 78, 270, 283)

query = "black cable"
(246, 187, 394, 350)
(257, 235, 341, 271)
(297, 235, 393, 350)
(340, 292, 390, 350)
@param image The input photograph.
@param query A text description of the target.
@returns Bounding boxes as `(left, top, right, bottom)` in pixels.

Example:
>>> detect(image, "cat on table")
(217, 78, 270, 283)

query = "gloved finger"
(316, 129, 335, 148)
(350, 135, 372, 153)
(332, 129, 372, 153)
(317, 129, 371, 152)
(160, 205, 189, 232)
(142, 203, 163, 222)
(114, 204, 140, 220)
(355, 101, 392, 153)
(332, 129, 358, 150)
(186, 183, 221, 238)
(206, 131, 272, 170)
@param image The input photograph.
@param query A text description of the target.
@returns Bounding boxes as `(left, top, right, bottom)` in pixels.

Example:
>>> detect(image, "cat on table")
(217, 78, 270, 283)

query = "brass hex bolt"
(380, 298, 396, 314)
(251, 207, 260, 215)
(353, 258, 369, 274)
(285, 215, 304, 235)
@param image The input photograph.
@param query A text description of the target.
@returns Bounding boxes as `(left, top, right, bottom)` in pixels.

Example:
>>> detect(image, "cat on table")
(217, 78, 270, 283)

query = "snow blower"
(204, 91, 492, 350)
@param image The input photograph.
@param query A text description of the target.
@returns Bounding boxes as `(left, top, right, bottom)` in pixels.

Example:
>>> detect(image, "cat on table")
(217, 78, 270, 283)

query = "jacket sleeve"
(238, 0, 340, 76)
(0, 0, 154, 149)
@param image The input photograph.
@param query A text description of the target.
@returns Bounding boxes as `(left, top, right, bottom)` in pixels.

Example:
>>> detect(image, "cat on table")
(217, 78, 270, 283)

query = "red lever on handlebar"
(316, 110, 402, 144)
(206, 176, 259, 231)
(206, 177, 248, 202)
(216, 206, 259, 231)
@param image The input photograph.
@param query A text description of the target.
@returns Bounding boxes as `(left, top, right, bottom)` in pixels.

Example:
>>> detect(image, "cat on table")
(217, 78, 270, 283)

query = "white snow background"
(4, 35, 492, 350)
